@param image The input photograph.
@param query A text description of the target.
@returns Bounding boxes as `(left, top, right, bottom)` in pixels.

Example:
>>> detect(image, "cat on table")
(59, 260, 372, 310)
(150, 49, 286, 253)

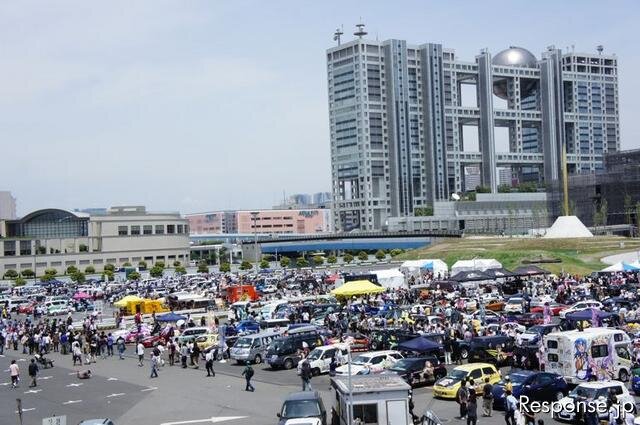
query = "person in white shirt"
(136, 342, 145, 367)
(9, 360, 19, 389)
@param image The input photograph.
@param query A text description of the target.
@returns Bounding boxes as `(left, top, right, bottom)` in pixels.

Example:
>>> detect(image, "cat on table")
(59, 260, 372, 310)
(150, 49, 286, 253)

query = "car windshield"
(235, 337, 252, 348)
(500, 373, 530, 385)
(352, 355, 372, 365)
(307, 349, 322, 361)
(570, 386, 599, 399)
(507, 299, 522, 304)
(389, 359, 415, 371)
(526, 326, 544, 334)
(448, 370, 468, 380)
(282, 400, 321, 418)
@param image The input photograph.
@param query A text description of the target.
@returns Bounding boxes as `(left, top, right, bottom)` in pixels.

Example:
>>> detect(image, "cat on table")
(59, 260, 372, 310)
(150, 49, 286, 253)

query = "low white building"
(0, 206, 189, 276)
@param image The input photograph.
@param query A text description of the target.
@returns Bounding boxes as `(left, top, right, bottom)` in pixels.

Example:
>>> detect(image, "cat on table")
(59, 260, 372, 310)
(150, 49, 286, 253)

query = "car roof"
(78, 420, 111, 425)
(359, 350, 398, 357)
(284, 391, 321, 401)
(578, 381, 625, 389)
(455, 363, 496, 371)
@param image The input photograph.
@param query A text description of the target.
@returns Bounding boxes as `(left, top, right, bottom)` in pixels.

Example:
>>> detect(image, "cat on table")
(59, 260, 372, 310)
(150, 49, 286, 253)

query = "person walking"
(504, 390, 517, 425)
(137, 341, 145, 367)
(106, 333, 114, 356)
(150, 353, 159, 378)
(242, 361, 255, 392)
(456, 380, 469, 420)
(466, 391, 478, 425)
(300, 359, 313, 391)
(9, 359, 19, 389)
(180, 343, 188, 368)
(205, 350, 215, 377)
(444, 336, 453, 365)
(482, 377, 493, 417)
(168, 340, 176, 366)
(28, 358, 39, 387)
(116, 336, 126, 360)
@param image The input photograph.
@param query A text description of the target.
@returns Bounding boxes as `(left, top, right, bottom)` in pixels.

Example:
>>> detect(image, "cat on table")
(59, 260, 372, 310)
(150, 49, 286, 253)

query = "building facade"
(327, 31, 619, 230)
(186, 208, 332, 236)
(0, 206, 189, 276)
(0, 191, 17, 220)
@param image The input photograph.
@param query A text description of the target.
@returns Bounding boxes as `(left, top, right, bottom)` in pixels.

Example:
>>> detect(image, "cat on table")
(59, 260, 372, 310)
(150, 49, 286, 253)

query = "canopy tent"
(451, 259, 502, 274)
(330, 280, 385, 297)
(113, 295, 143, 308)
(483, 268, 514, 279)
(72, 292, 92, 300)
(156, 312, 187, 322)
(372, 269, 407, 290)
(400, 259, 448, 277)
(397, 336, 443, 353)
(601, 261, 640, 272)
(511, 265, 550, 276)
(565, 308, 616, 322)
(449, 270, 492, 282)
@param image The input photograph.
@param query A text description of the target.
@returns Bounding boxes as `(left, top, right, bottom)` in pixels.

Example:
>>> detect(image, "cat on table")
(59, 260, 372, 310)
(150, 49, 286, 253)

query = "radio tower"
(354, 22, 367, 39)
(333, 27, 344, 45)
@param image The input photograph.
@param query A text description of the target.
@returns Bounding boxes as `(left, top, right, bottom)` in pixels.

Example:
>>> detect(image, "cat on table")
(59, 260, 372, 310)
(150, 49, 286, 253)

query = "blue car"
(632, 375, 640, 395)
(491, 370, 569, 410)
(235, 320, 260, 335)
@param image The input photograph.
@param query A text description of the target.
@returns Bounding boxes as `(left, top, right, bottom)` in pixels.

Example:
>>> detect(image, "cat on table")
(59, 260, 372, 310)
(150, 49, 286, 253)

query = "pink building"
(186, 209, 331, 235)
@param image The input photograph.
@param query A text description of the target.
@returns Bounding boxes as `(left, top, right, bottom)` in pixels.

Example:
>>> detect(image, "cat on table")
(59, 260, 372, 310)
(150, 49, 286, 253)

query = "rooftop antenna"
(571, 44, 575, 53)
(333, 27, 344, 45)
(597, 45, 604, 55)
(354, 20, 367, 39)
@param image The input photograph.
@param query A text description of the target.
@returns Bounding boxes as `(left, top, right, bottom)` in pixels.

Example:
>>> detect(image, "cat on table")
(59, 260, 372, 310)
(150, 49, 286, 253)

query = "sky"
(2, 0, 639, 216)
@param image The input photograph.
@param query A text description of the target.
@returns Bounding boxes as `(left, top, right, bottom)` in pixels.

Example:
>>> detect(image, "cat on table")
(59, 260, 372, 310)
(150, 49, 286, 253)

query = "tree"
(154, 261, 165, 269)
(327, 255, 337, 264)
(414, 207, 434, 216)
(343, 253, 354, 264)
(219, 262, 231, 273)
(103, 270, 115, 282)
(239, 261, 253, 271)
(71, 271, 86, 283)
(208, 251, 217, 265)
(375, 249, 386, 260)
(173, 260, 181, 267)
(84, 265, 95, 274)
(475, 185, 491, 193)
(66, 265, 78, 275)
(149, 265, 164, 278)
(103, 264, 115, 272)
(37, 246, 46, 254)
(498, 184, 512, 193)
(138, 261, 147, 269)
(175, 266, 187, 274)
(197, 261, 209, 273)
(123, 262, 132, 267)
(313, 255, 324, 266)
(390, 249, 403, 257)
(357, 251, 368, 261)
(280, 256, 291, 268)
(44, 268, 57, 277)
(21, 269, 35, 278)
(517, 182, 538, 193)
(296, 257, 309, 268)
(128, 271, 141, 281)
(14, 276, 26, 286)
(259, 259, 270, 269)
(600, 199, 608, 227)
(3, 269, 18, 279)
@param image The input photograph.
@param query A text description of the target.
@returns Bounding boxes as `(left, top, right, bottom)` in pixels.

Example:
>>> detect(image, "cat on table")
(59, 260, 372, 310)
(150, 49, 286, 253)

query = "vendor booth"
(451, 259, 501, 274)
(400, 259, 448, 277)
(372, 269, 407, 290)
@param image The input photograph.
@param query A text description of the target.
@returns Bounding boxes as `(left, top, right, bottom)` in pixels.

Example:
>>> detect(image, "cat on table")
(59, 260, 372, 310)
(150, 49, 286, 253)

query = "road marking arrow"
(66, 383, 83, 387)
(106, 393, 126, 398)
(160, 416, 247, 425)
(63, 400, 82, 405)
(141, 386, 157, 392)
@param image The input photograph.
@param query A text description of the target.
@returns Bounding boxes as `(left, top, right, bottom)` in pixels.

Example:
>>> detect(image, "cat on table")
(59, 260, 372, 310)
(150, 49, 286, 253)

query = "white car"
(261, 285, 278, 294)
(464, 310, 500, 321)
(484, 322, 526, 335)
(296, 344, 348, 376)
(504, 297, 525, 314)
(558, 300, 603, 319)
(554, 381, 634, 422)
(334, 350, 403, 376)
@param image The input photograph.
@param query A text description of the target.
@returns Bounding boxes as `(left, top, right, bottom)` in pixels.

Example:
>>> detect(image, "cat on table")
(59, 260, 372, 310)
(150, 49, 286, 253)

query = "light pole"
(250, 212, 259, 274)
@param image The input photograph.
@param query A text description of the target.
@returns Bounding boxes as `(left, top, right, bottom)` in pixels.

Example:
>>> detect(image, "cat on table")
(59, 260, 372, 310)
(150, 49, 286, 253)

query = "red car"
(515, 313, 544, 327)
(140, 334, 165, 348)
(530, 303, 568, 316)
(18, 303, 36, 315)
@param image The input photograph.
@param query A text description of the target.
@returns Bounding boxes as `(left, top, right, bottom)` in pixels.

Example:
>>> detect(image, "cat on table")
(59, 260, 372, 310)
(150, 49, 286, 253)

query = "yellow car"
(433, 363, 501, 399)
(195, 333, 219, 351)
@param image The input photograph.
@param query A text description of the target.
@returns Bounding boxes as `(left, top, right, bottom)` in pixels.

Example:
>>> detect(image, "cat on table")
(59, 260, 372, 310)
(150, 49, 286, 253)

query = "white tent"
(544, 215, 593, 238)
(372, 268, 407, 290)
(601, 261, 640, 272)
(399, 259, 448, 277)
(451, 259, 502, 274)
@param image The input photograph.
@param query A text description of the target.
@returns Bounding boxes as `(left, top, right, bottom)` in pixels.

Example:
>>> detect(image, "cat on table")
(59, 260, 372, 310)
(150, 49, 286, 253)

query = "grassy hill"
(396, 236, 640, 276)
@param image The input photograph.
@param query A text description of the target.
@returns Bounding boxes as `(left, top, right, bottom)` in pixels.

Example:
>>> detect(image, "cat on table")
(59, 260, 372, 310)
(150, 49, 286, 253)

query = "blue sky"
(2, 0, 639, 216)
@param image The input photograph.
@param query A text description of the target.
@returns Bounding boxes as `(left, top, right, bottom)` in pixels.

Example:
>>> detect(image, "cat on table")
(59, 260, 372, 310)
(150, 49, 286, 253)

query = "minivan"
(177, 327, 210, 344)
(266, 330, 323, 370)
(277, 391, 326, 425)
(230, 330, 282, 364)
(260, 319, 290, 330)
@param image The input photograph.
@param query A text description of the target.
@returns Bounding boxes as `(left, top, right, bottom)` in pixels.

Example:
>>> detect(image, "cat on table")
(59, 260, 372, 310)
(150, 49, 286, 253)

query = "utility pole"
(250, 212, 259, 274)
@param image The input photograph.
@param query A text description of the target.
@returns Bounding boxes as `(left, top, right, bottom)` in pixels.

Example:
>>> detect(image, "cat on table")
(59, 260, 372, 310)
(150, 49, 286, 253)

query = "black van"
(266, 329, 323, 370)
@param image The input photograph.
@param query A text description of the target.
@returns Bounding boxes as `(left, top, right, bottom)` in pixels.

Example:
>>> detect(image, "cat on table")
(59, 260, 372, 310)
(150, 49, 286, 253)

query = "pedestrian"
(504, 390, 517, 425)
(205, 350, 215, 377)
(168, 340, 176, 366)
(456, 380, 469, 420)
(9, 359, 19, 389)
(106, 333, 114, 356)
(444, 336, 453, 365)
(150, 354, 159, 378)
(137, 341, 145, 367)
(28, 358, 39, 387)
(180, 343, 188, 368)
(466, 391, 478, 425)
(329, 356, 337, 377)
(242, 361, 255, 392)
(192, 343, 200, 369)
(482, 377, 493, 417)
(300, 359, 313, 391)
(117, 336, 126, 360)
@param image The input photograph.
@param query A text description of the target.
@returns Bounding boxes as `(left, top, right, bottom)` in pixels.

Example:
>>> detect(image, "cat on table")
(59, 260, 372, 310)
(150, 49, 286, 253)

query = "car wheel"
(284, 358, 294, 370)
(555, 391, 564, 401)
(460, 348, 468, 360)
(619, 369, 629, 382)
(254, 354, 262, 365)
(312, 368, 321, 377)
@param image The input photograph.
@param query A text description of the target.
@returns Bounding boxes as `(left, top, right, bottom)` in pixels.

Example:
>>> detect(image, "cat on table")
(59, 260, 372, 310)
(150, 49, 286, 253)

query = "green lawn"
(396, 236, 640, 276)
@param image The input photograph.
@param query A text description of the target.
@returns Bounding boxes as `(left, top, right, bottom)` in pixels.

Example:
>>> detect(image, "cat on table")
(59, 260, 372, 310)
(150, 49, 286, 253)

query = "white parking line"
(40, 376, 52, 380)
(106, 393, 126, 398)
(141, 386, 157, 392)
(15, 408, 36, 413)
(24, 389, 42, 394)
(63, 400, 82, 405)
(160, 416, 247, 425)
(107, 377, 119, 381)
(66, 383, 83, 387)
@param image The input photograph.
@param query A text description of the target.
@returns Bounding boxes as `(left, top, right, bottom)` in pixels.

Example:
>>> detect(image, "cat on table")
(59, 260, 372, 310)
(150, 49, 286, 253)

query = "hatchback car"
(277, 391, 326, 425)
(334, 350, 403, 376)
(382, 356, 446, 387)
(433, 363, 501, 399)
(491, 370, 569, 410)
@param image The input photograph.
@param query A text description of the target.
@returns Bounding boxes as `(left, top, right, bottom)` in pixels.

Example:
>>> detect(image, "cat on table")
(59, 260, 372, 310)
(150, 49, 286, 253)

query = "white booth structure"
(399, 259, 448, 277)
(331, 375, 412, 425)
(372, 268, 407, 290)
(451, 258, 502, 274)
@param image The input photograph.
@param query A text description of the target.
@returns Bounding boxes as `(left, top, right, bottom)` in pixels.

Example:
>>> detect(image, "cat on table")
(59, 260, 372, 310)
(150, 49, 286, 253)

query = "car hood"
(435, 377, 462, 387)
(335, 364, 365, 375)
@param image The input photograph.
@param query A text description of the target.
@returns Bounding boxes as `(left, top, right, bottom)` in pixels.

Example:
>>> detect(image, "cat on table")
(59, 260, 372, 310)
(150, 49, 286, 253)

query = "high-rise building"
(464, 166, 482, 192)
(497, 167, 513, 187)
(0, 191, 17, 220)
(327, 27, 619, 231)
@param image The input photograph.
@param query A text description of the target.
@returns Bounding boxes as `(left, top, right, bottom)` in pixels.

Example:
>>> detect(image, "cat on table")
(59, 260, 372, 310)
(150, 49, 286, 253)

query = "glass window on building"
(118, 226, 128, 236)
(3, 241, 16, 256)
(177, 224, 183, 234)
(131, 225, 140, 235)
(19, 240, 31, 256)
(167, 225, 175, 234)
(353, 403, 378, 424)
(155, 225, 164, 234)
(143, 225, 152, 235)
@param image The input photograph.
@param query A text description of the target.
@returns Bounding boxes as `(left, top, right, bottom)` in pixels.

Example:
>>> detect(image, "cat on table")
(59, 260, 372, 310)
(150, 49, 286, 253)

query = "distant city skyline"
(2, 1, 639, 216)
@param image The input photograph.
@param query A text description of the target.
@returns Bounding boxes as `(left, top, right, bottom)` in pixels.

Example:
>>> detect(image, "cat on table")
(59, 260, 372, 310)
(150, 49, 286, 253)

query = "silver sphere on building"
(492, 46, 538, 100)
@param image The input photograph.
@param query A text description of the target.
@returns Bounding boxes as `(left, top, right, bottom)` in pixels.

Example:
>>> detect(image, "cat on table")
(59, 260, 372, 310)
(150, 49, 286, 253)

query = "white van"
(260, 300, 288, 320)
(7, 297, 30, 312)
(230, 330, 281, 364)
(297, 343, 349, 376)
(544, 328, 632, 384)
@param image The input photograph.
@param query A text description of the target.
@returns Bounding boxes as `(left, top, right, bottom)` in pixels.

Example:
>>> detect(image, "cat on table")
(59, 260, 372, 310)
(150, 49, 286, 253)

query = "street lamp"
(250, 212, 259, 274)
